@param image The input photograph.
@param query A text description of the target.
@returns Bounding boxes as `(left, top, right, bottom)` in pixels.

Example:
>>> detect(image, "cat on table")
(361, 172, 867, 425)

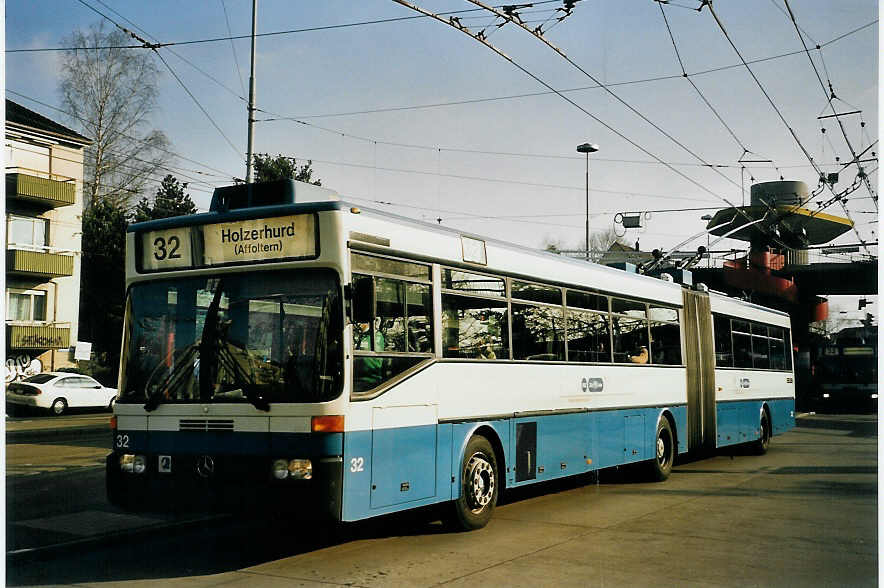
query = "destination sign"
(138, 214, 317, 272)
(202, 214, 316, 265)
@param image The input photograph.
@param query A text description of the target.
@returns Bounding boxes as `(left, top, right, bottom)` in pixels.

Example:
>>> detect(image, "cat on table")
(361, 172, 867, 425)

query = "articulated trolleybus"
(108, 180, 795, 529)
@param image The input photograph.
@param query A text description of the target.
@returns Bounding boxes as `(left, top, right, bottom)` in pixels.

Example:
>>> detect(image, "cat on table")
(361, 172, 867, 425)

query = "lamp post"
(701, 214, 713, 268)
(576, 143, 599, 261)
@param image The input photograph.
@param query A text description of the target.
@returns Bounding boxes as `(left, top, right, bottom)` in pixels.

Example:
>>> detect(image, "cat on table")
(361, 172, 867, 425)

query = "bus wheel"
(649, 418, 675, 481)
(753, 411, 771, 455)
(450, 435, 498, 531)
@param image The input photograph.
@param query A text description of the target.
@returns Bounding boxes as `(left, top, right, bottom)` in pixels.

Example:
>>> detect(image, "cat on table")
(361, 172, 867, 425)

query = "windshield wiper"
(199, 281, 225, 403)
(200, 280, 270, 412)
(144, 345, 198, 412)
(215, 343, 270, 411)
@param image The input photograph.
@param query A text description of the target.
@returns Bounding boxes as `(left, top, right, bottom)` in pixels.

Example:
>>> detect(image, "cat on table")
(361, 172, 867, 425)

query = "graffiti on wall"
(5, 355, 43, 383)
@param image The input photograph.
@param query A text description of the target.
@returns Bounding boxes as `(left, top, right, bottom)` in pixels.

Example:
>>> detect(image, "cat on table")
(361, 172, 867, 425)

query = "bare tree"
(59, 22, 170, 207)
(547, 227, 630, 261)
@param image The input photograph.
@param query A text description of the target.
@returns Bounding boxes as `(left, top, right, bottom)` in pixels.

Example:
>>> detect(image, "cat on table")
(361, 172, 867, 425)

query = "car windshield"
(119, 269, 343, 406)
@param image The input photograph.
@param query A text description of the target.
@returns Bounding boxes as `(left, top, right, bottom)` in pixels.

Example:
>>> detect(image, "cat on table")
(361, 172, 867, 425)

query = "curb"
(7, 424, 110, 443)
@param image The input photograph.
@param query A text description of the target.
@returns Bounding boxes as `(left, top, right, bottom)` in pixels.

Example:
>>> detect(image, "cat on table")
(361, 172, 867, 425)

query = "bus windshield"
(119, 269, 343, 406)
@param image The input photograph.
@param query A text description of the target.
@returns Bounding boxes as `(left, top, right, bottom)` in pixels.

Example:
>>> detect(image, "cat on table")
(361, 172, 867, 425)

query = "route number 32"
(350, 457, 364, 472)
(153, 236, 182, 261)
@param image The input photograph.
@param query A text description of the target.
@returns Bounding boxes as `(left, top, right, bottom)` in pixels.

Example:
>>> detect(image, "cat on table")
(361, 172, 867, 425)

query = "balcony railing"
(6, 246, 75, 277)
(6, 172, 76, 208)
(7, 323, 71, 350)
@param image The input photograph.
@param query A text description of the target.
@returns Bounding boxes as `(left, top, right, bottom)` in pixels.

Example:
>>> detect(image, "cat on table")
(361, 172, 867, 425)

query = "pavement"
(5, 411, 878, 587)
(6, 413, 224, 559)
(5, 412, 877, 564)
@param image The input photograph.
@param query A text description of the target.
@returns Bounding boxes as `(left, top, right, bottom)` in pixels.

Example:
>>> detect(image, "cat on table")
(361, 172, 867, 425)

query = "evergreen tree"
(252, 153, 321, 185)
(79, 199, 129, 383)
(132, 174, 198, 222)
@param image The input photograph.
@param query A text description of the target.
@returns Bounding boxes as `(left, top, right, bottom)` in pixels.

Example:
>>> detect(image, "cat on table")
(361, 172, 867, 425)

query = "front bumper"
(106, 452, 343, 520)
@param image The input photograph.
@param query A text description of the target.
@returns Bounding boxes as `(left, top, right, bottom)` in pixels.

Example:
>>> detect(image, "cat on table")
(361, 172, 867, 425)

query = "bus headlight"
(133, 455, 147, 475)
(120, 454, 135, 473)
(288, 459, 312, 480)
(271, 458, 313, 480)
(272, 459, 290, 480)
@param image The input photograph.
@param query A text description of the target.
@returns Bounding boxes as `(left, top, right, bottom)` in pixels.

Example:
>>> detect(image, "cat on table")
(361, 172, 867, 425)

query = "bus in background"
(813, 326, 878, 413)
(107, 179, 795, 529)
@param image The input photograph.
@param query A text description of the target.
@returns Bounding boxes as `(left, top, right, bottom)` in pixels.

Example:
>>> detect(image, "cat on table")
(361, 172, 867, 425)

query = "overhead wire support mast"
(246, 0, 258, 183)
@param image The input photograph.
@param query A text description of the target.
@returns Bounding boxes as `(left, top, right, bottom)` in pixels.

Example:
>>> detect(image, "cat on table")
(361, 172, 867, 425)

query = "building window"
(7, 290, 47, 322)
(7, 215, 48, 249)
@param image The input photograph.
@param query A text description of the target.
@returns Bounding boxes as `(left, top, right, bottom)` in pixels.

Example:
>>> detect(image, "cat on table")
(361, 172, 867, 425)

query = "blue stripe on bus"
(716, 397, 795, 448)
(341, 405, 688, 522)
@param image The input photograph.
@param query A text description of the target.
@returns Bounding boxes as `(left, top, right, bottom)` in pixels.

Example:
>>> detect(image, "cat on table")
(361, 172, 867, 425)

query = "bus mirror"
(352, 276, 375, 324)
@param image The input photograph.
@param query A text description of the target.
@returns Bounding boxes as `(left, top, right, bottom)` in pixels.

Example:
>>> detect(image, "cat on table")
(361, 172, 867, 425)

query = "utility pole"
(245, 0, 258, 183)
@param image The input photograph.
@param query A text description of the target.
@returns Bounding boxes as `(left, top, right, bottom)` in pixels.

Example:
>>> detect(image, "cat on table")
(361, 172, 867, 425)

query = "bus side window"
(714, 314, 733, 367)
(768, 326, 786, 370)
(441, 293, 509, 360)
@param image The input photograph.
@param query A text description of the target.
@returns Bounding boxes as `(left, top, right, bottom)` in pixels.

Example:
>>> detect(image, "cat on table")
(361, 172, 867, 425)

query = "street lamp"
(701, 214, 713, 268)
(576, 142, 599, 261)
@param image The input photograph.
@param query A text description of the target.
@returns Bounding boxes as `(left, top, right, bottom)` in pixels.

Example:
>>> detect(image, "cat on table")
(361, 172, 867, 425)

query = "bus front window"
(120, 269, 343, 406)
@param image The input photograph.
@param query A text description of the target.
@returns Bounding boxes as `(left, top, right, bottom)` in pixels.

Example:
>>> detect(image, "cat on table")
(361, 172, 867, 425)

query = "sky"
(5, 0, 879, 319)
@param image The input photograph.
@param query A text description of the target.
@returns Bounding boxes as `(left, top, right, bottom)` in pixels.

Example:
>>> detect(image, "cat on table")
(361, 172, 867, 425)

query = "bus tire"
(753, 411, 771, 455)
(449, 435, 498, 531)
(649, 417, 675, 481)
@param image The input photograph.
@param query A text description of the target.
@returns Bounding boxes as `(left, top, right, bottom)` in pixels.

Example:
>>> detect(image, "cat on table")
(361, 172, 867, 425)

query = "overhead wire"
(657, 2, 759, 158)
(702, 1, 873, 252)
(219, 0, 248, 98)
(454, 0, 796, 256)
(8, 90, 236, 180)
(781, 0, 877, 212)
(78, 0, 243, 158)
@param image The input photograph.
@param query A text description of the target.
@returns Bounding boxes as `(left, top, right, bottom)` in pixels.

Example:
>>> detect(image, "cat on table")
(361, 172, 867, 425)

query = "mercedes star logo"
(195, 455, 215, 478)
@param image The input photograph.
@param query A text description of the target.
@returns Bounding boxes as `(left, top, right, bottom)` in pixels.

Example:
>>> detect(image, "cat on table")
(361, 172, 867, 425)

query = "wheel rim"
(656, 428, 672, 468)
(465, 452, 495, 513)
(52, 401, 64, 415)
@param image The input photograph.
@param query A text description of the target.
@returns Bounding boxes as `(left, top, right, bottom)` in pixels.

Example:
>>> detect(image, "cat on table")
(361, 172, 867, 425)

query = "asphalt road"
(6, 413, 879, 587)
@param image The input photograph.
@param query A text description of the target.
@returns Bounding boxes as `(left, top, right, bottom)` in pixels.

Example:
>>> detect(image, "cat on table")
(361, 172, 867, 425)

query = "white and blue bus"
(107, 179, 795, 529)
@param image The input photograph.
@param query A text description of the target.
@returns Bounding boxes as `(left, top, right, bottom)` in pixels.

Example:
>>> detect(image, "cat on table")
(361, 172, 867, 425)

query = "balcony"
(7, 324, 71, 350)
(7, 247, 75, 278)
(6, 172, 76, 208)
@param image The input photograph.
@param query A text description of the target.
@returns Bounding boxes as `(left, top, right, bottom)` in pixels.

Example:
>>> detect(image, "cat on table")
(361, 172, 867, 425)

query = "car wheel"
(753, 411, 771, 455)
(51, 398, 68, 416)
(449, 435, 498, 531)
(649, 417, 675, 481)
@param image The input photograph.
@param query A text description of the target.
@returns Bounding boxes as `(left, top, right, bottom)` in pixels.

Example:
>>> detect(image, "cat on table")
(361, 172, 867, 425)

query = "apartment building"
(6, 99, 91, 378)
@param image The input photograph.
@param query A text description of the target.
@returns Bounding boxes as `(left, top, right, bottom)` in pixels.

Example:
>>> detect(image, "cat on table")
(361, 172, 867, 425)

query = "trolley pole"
(245, 0, 258, 183)
(576, 143, 599, 261)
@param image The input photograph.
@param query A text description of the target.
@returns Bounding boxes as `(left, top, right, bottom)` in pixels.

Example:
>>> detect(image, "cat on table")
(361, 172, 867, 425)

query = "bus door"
(682, 289, 716, 451)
